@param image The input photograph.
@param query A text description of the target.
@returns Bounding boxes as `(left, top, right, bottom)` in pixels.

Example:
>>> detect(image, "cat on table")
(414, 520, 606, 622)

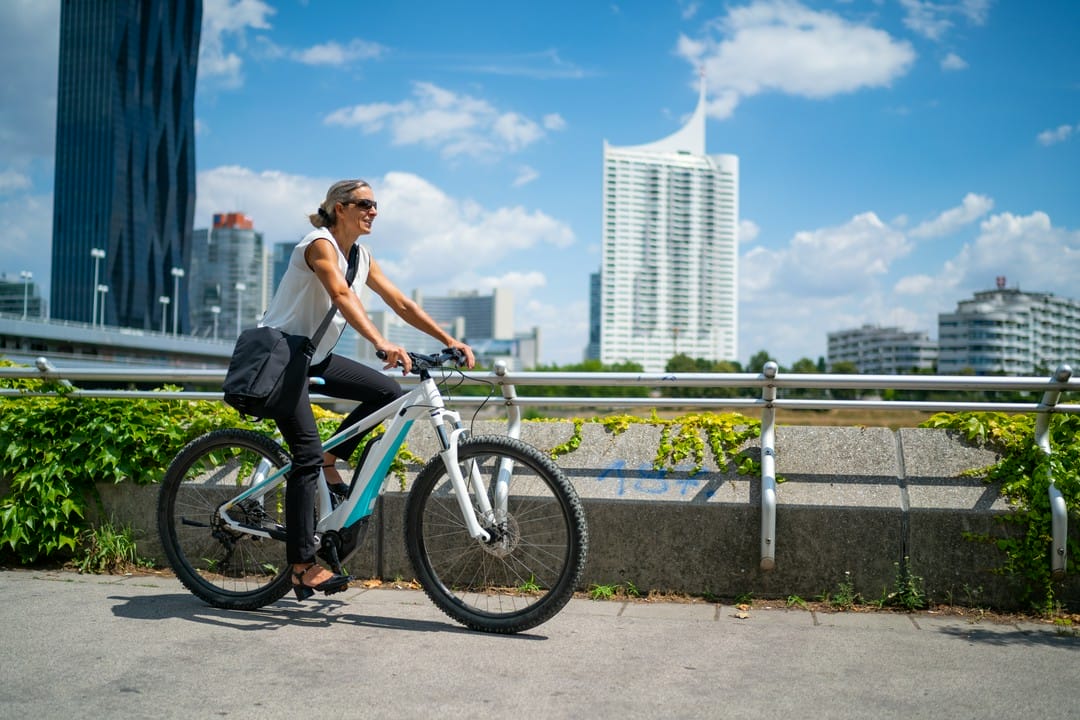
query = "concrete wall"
(62, 421, 1080, 608)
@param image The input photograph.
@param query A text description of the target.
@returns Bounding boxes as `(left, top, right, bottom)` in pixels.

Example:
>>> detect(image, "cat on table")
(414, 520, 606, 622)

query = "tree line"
(456, 351, 1038, 403)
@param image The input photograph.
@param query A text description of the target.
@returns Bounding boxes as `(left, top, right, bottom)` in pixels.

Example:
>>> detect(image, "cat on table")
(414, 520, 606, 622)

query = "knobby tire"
(404, 435, 588, 634)
(157, 428, 293, 610)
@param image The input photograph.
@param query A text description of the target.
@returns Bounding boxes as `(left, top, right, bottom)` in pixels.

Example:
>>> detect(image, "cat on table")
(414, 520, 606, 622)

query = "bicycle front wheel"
(405, 435, 588, 633)
(157, 428, 292, 610)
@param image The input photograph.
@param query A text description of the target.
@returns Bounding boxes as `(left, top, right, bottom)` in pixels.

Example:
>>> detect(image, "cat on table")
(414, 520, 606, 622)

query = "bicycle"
(157, 348, 588, 634)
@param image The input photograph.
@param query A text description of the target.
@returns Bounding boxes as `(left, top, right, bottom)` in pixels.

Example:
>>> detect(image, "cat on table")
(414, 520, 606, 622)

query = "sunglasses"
(344, 198, 377, 211)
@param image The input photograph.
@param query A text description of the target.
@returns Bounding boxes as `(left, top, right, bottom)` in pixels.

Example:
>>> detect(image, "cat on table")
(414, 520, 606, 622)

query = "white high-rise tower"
(600, 82, 738, 372)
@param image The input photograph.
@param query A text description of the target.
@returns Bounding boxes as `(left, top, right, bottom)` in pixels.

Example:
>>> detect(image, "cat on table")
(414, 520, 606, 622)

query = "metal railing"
(2, 357, 1077, 577)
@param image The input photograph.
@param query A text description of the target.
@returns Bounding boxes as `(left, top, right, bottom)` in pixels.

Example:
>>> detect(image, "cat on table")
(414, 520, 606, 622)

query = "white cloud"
(476, 271, 547, 296)
(679, 0, 702, 21)
(324, 82, 561, 159)
(291, 39, 385, 66)
(195, 166, 577, 352)
(894, 274, 935, 296)
(522, 296, 590, 363)
(373, 171, 574, 290)
(512, 166, 540, 187)
(195, 165, 328, 247)
(0, 170, 32, 194)
(543, 113, 567, 131)
(940, 52, 968, 71)
(950, 211, 1080, 291)
(1037, 123, 1078, 146)
(784, 212, 910, 294)
(739, 205, 1080, 367)
(452, 50, 589, 80)
(0, 0, 60, 166)
(909, 192, 993, 238)
(900, 0, 990, 41)
(738, 219, 761, 245)
(199, 0, 276, 89)
(0, 190, 53, 297)
(900, 0, 951, 40)
(678, 0, 916, 118)
(492, 112, 545, 151)
(739, 210, 913, 364)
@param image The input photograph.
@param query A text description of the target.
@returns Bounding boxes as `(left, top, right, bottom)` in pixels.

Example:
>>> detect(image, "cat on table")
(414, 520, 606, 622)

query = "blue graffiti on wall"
(596, 459, 718, 499)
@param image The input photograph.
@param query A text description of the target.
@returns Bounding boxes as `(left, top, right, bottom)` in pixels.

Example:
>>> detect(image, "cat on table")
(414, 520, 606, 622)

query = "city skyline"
(1, 0, 1078, 367)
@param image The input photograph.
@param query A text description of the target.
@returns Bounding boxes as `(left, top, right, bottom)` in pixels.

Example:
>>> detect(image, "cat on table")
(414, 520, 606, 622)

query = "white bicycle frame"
(216, 374, 504, 544)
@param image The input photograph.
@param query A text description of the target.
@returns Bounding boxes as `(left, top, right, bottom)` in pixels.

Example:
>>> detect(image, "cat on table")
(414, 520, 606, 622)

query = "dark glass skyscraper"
(51, 0, 202, 331)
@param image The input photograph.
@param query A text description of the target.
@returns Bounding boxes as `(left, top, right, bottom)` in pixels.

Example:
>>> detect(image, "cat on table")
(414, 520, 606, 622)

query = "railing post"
(760, 361, 778, 571)
(494, 361, 521, 441)
(1038, 364, 1072, 580)
(34, 356, 73, 388)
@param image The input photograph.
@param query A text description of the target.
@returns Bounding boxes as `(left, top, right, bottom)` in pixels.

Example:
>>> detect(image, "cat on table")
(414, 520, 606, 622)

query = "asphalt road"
(2, 569, 1077, 720)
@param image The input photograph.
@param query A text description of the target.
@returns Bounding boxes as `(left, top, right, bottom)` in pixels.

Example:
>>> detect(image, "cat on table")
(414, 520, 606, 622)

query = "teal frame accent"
(346, 419, 414, 525)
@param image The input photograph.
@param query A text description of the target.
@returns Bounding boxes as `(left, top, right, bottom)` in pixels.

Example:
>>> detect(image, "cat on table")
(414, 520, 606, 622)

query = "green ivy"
(547, 417, 586, 459)
(0, 364, 262, 563)
(544, 411, 761, 476)
(0, 360, 423, 563)
(920, 411, 1080, 613)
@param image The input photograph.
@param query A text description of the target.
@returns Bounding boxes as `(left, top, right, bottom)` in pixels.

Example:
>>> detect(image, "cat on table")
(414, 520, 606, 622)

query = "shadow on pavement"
(106, 591, 547, 640)
(934, 624, 1080, 649)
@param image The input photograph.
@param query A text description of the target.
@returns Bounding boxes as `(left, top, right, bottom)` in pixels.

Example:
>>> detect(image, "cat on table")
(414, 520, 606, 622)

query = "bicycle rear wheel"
(405, 435, 588, 633)
(157, 429, 292, 610)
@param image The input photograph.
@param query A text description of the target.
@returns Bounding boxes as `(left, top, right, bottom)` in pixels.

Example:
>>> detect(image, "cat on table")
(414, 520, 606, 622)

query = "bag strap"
(309, 243, 360, 347)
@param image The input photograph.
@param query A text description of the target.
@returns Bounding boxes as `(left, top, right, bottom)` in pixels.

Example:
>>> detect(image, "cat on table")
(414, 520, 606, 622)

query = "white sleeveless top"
(259, 228, 371, 364)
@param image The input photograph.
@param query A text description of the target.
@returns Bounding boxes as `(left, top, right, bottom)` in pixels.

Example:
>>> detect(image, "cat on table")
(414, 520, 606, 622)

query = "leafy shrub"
(921, 411, 1080, 613)
(0, 360, 277, 563)
(0, 359, 399, 564)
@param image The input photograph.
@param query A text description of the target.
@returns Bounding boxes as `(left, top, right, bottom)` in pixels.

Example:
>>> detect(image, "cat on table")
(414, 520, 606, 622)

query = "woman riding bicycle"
(259, 178, 475, 599)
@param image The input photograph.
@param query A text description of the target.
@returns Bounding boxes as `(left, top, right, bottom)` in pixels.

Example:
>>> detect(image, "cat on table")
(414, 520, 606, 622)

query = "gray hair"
(308, 179, 371, 228)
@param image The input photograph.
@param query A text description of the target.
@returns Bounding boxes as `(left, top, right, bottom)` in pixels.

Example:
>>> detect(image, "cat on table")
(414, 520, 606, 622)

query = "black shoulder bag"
(222, 244, 359, 420)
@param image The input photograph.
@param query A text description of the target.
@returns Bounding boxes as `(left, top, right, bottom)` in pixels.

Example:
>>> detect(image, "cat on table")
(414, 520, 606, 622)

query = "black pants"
(275, 353, 404, 564)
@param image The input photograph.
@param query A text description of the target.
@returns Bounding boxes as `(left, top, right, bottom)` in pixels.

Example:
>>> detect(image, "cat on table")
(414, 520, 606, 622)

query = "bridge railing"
(1, 357, 1077, 576)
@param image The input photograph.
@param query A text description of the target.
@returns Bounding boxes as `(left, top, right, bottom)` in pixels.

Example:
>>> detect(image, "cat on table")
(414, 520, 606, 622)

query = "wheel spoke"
(158, 429, 292, 610)
(405, 436, 588, 633)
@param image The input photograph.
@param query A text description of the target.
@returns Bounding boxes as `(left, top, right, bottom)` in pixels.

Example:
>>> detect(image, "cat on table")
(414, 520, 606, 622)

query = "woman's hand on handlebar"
(447, 340, 476, 369)
(376, 343, 412, 375)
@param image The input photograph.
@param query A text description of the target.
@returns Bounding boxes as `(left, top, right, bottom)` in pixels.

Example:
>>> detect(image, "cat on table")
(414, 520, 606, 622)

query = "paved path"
(1, 569, 1077, 719)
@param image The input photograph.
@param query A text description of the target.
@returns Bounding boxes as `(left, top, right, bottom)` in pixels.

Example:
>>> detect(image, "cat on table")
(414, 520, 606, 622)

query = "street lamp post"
(235, 282, 247, 337)
(96, 285, 109, 327)
(170, 267, 185, 337)
(90, 248, 105, 325)
(159, 296, 170, 333)
(210, 305, 221, 341)
(19, 271, 32, 319)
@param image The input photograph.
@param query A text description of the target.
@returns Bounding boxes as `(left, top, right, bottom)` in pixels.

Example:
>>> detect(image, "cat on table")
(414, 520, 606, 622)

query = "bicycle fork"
(440, 426, 493, 543)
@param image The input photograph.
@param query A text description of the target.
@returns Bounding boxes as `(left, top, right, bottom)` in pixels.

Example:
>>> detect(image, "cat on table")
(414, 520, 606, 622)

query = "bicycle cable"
(434, 362, 498, 434)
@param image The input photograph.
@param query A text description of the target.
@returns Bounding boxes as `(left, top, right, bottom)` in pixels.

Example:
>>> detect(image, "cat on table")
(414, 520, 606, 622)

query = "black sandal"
(291, 563, 351, 601)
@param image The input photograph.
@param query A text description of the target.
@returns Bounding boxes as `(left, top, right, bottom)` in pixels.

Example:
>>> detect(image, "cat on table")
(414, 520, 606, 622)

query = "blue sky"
(1, 0, 1078, 368)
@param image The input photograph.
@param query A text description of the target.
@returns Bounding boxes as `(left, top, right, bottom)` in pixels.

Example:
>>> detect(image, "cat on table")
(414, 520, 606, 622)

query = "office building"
(271, 242, 294, 298)
(599, 82, 739, 372)
(0, 274, 44, 319)
(347, 287, 540, 369)
(51, 0, 201, 331)
(189, 213, 267, 340)
(827, 325, 938, 373)
(585, 271, 601, 361)
(412, 288, 514, 342)
(938, 278, 1080, 375)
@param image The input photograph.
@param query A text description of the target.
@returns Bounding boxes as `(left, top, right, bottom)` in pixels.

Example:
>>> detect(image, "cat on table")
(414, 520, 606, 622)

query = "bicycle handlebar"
(376, 347, 467, 375)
